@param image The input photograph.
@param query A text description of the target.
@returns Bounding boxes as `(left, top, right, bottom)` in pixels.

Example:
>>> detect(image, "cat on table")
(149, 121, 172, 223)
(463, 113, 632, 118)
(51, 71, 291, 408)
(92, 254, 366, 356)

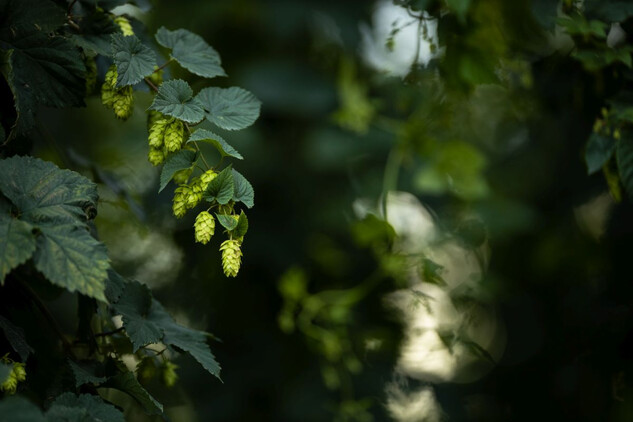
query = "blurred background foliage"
(15, 0, 633, 420)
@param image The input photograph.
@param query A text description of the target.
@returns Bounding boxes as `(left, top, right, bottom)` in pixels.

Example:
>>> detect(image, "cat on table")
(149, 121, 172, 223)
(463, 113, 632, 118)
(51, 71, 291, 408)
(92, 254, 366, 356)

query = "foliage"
(0, 0, 258, 419)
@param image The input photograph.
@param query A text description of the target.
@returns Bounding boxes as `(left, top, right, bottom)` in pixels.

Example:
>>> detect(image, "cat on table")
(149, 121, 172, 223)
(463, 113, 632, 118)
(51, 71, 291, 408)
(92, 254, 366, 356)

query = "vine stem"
(144, 77, 159, 92)
(153, 59, 173, 73)
(94, 327, 124, 337)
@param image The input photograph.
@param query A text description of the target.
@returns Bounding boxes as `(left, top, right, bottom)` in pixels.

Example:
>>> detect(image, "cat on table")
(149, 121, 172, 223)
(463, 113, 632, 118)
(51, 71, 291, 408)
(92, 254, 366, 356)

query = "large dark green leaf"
(0, 0, 65, 39)
(33, 223, 110, 302)
(196, 87, 261, 130)
(0, 396, 45, 422)
(48, 393, 124, 422)
(0, 316, 33, 361)
(204, 166, 234, 205)
(112, 34, 156, 87)
(1, 33, 85, 135)
(0, 210, 36, 284)
(585, 133, 616, 174)
(112, 281, 163, 352)
(69, 9, 119, 57)
(187, 129, 243, 159)
(102, 371, 163, 415)
(155, 27, 226, 79)
(232, 169, 254, 208)
(148, 79, 204, 123)
(0, 155, 98, 225)
(68, 360, 106, 388)
(159, 149, 197, 193)
(149, 300, 221, 379)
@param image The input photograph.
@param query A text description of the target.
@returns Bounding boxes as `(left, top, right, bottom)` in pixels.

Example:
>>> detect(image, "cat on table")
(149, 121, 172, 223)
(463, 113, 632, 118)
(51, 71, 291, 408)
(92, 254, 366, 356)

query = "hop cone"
(0, 361, 26, 395)
(148, 147, 165, 166)
(173, 186, 189, 218)
(194, 211, 215, 244)
(220, 239, 242, 277)
(164, 119, 184, 152)
(161, 361, 179, 388)
(114, 16, 134, 36)
(173, 168, 192, 184)
(183, 177, 204, 209)
(148, 117, 168, 148)
(199, 169, 218, 191)
(148, 67, 164, 87)
(101, 65, 118, 108)
(113, 86, 134, 120)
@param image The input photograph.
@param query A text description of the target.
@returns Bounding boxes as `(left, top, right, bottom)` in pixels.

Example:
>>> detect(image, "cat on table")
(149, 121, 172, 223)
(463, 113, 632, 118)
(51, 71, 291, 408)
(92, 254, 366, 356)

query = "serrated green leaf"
(586, 133, 616, 174)
(204, 166, 234, 205)
(155, 27, 226, 79)
(0, 316, 33, 361)
(148, 300, 221, 379)
(0, 156, 98, 225)
(148, 79, 204, 123)
(216, 214, 238, 231)
(1, 33, 85, 135)
(0, 0, 65, 39)
(68, 9, 119, 56)
(102, 371, 163, 415)
(159, 150, 197, 193)
(617, 136, 633, 199)
(231, 169, 254, 208)
(233, 211, 248, 238)
(112, 281, 163, 352)
(187, 129, 243, 159)
(0, 210, 36, 284)
(105, 269, 126, 304)
(196, 87, 261, 130)
(34, 223, 110, 302)
(49, 393, 124, 422)
(0, 396, 45, 422)
(68, 360, 106, 388)
(111, 34, 156, 87)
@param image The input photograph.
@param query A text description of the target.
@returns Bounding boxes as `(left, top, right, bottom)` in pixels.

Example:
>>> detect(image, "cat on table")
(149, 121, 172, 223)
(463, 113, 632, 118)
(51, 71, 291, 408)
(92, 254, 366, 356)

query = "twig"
(153, 59, 173, 73)
(94, 327, 124, 337)
(144, 77, 159, 92)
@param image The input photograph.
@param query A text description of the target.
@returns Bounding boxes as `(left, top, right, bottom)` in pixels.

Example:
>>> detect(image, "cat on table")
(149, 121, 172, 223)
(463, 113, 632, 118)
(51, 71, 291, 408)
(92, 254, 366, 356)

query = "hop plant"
(164, 119, 184, 153)
(148, 147, 165, 166)
(148, 67, 164, 87)
(101, 65, 134, 120)
(114, 16, 134, 36)
(220, 239, 242, 277)
(0, 357, 26, 395)
(194, 211, 215, 244)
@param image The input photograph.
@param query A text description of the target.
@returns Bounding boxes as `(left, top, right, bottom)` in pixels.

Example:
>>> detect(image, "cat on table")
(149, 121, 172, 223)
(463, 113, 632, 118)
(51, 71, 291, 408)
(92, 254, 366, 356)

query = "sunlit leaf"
(187, 129, 243, 159)
(112, 34, 156, 87)
(155, 27, 226, 78)
(148, 79, 205, 123)
(196, 87, 261, 130)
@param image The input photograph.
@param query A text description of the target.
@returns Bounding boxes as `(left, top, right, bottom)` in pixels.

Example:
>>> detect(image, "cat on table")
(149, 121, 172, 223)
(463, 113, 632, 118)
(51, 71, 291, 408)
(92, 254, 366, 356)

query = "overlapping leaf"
(102, 371, 163, 414)
(112, 34, 157, 87)
(204, 167, 234, 205)
(196, 87, 261, 130)
(49, 393, 124, 422)
(155, 27, 226, 78)
(148, 79, 204, 123)
(187, 129, 243, 159)
(232, 169, 254, 208)
(112, 281, 162, 351)
(0, 208, 36, 284)
(159, 150, 197, 192)
(0, 316, 33, 361)
(585, 133, 616, 174)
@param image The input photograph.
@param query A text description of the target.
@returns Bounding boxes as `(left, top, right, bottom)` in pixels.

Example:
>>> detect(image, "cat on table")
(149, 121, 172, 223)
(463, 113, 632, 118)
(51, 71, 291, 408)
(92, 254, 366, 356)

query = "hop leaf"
(194, 211, 215, 244)
(220, 239, 242, 277)
(173, 186, 189, 218)
(114, 16, 134, 36)
(148, 147, 165, 166)
(164, 119, 184, 153)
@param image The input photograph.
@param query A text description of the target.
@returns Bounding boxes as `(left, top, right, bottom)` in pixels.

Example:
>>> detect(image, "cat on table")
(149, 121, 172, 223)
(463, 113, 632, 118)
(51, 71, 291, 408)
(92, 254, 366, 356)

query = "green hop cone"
(0, 359, 26, 395)
(148, 147, 165, 166)
(113, 86, 134, 120)
(164, 119, 184, 153)
(161, 361, 179, 388)
(194, 211, 215, 244)
(148, 67, 164, 87)
(220, 239, 242, 277)
(114, 16, 134, 36)
(173, 185, 189, 218)
(173, 168, 193, 184)
(85, 56, 97, 95)
(184, 177, 203, 209)
(199, 169, 218, 191)
(148, 117, 168, 148)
